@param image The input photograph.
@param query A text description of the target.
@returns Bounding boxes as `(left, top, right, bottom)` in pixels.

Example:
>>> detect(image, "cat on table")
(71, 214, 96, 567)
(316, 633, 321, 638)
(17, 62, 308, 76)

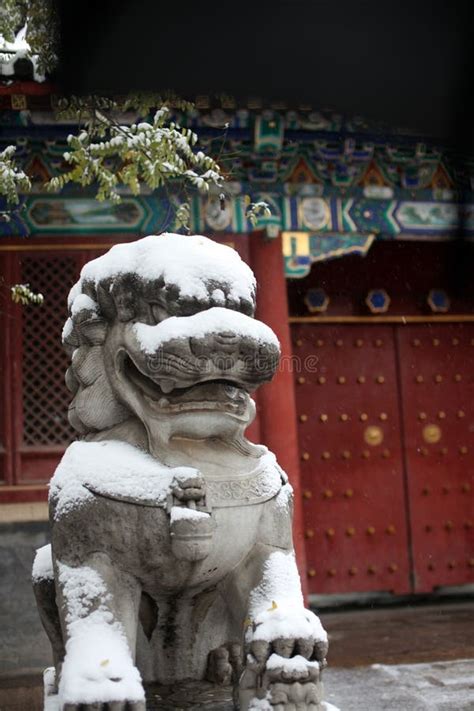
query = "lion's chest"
(55, 495, 264, 592)
(143, 505, 263, 591)
(51, 444, 283, 592)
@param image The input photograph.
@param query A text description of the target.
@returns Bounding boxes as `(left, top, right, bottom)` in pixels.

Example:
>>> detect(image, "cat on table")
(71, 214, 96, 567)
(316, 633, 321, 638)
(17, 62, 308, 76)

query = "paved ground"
(0, 522, 51, 675)
(324, 659, 474, 711)
(4, 660, 473, 711)
(319, 599, 474, 667)
(143, 660, 474, 710)
(1, 600, 473, 710)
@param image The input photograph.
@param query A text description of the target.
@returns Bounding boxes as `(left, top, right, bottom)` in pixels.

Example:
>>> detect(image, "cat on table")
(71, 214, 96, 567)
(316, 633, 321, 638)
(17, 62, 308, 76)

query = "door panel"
(292, 324, 412, 595)
(17, 253, 79, 481)
(397, 324, 474, 592)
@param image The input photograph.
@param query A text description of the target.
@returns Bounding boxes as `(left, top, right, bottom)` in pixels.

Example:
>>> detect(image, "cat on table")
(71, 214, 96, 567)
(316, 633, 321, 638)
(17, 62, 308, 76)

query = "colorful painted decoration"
(366, 289, 391, 314)
(283, 232, 375, 278)
(2, 126, 474, 243)
(2, 106, 474, 281)
(304, 288, 330, 313)
(395, 202, 462, 232)
(26, 197, 149, 233)
(427, 289, 451, 313)
(299, 197, 330, 230)
(204, 196, 233, 231)
(254, 115, 284, 154)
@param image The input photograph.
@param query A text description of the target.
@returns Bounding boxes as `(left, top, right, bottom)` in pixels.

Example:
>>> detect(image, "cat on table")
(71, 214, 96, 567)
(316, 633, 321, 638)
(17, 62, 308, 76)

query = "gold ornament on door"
(364, 425, 384, 446)
(423, 424, 442, 444)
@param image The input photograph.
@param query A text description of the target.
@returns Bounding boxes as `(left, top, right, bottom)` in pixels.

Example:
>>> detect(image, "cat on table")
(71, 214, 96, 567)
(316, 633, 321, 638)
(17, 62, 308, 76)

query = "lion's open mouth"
(120, 353, 249, 417)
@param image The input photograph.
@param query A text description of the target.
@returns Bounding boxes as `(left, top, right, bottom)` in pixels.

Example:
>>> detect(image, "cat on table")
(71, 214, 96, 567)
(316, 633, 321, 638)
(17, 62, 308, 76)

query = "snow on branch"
(0, 145, 31, 211)
(47, 104, 223, 209)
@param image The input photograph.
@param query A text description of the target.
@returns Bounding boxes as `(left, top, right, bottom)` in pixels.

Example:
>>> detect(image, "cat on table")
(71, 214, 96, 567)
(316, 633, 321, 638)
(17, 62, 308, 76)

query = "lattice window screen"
(21, 255, 78, 446)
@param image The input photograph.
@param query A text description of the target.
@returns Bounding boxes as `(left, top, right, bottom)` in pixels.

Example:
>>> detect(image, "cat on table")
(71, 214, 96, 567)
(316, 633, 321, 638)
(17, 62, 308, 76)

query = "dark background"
(57, 0, 473, 141)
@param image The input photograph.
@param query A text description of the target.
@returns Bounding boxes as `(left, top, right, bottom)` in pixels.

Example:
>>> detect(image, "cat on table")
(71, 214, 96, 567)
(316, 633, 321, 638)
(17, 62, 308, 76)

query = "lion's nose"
(189, 332, 240, 358)
(215, 331, 237, 340)
(213, 331, 240, 349)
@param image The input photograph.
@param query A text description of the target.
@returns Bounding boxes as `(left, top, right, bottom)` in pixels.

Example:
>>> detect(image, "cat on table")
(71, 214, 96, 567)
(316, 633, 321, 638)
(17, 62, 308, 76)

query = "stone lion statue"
(32, 233, 329, 710)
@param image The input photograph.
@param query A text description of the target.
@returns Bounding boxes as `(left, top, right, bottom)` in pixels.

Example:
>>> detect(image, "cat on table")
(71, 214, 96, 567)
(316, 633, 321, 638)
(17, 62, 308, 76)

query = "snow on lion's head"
(63, 234, 280, 450)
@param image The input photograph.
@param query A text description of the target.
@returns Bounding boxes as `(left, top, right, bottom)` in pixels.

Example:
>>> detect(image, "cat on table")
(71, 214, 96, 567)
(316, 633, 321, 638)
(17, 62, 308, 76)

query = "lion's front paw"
(269, 680, 322, 710)
(59, 637, 145, 711)
(246, 605, 328, 672)
(207, 643, 242, 686)
(240, 606, 328, 710)
(206, 646, 233, 685)
(63, 701, 145, 710)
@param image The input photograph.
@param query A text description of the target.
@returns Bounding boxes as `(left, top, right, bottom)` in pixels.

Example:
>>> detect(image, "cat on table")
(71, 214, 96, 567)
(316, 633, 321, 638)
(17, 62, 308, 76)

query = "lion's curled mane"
(62, 234, 257, 439)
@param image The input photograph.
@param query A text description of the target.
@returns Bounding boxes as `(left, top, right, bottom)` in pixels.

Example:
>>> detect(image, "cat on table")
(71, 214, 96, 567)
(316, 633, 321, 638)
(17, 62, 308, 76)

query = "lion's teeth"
(158, 398, 170, 408)
(160, 379, 175, 394)
(223, 384, 239, 399)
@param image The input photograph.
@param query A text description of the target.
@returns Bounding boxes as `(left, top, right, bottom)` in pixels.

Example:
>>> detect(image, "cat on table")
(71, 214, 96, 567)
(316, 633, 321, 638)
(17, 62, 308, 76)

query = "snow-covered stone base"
(42, 667, 341, 711)
(43, 668, 58, 711)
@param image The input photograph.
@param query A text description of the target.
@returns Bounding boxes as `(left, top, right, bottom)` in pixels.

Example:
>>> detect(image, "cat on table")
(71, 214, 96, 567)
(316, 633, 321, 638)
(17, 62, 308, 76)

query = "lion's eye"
(150, 303, 169, 324)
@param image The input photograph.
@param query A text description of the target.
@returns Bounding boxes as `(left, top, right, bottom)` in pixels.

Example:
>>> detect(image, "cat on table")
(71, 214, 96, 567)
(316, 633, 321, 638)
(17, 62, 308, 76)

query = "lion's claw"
(63, 702, 145, 710)
(241, 607, 328, 710)
(249, 639, 271, 670)
(207, 646, 233, 685)
(247, 635, 326, 671)
(270, 680, 322, 710)
(245, 606, 328, 665)
(108, 703, 126, 711)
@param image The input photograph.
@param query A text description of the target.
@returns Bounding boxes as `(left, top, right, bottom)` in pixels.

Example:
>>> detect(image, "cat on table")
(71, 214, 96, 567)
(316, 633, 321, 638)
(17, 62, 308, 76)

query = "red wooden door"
(16, 252, 79, 481)
(397, 324, 474, 592)
(0, 244, 118, 490)
(1, 248, 106, 485)
(292, 324, 412, 595)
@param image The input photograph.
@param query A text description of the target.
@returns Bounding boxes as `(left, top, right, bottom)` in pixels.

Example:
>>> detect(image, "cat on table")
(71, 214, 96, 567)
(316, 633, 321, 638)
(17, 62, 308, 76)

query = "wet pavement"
(3, 659, 474, 711)
(38, 662, 474, 711)
(143, 657, 474, 711)
(145, 681, 233, 710)
(1, 601, 473, 710)
(324, 659, 474, 711)
(319, 599, 474, 667)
